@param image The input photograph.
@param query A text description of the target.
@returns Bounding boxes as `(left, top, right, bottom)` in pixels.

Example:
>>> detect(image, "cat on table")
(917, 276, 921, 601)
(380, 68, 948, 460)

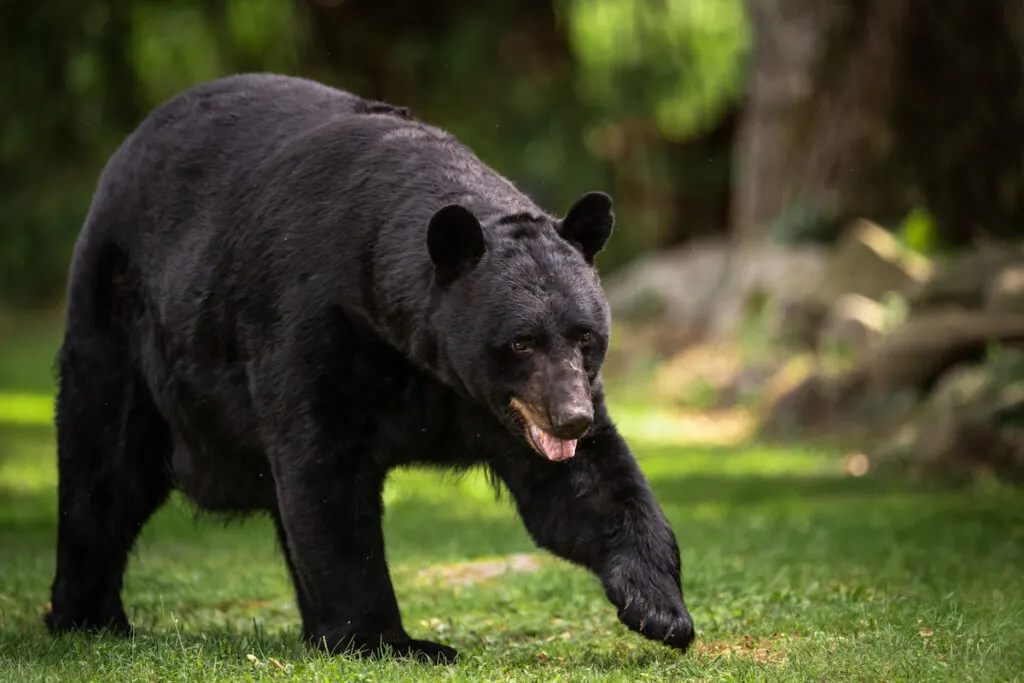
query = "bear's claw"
(616, 596, 695, 651)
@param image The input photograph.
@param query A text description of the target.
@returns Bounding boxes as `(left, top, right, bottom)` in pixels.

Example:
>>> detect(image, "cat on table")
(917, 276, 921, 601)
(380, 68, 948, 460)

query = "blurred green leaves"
(895, 206, 941, 256)
(132, 6, 225, 104)
(131, 0, 301, 106)
(0, 0, 750, 308)
(563, 0, 749, 141)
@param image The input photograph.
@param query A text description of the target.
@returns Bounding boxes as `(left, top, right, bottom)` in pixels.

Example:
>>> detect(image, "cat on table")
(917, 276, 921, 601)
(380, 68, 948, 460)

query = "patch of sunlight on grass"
(610, 401, 755, 447)
(0, 393, 52, 426)
(0, 423, 56, 494)
(609, 399, 839, 477)
(639, 446, 842, 480)
(0, 456, 56, 493)
(384, 468, 497, 510)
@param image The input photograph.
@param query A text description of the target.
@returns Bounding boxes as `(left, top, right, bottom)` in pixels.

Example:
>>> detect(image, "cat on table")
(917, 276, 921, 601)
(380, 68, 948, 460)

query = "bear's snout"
(548, 401, 593, 441)
(543, 358, 593, 441)
(508, 353, 594, 461)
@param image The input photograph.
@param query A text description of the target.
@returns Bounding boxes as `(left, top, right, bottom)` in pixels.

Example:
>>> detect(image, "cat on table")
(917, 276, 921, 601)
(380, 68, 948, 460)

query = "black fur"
(47, 73, 695, 663)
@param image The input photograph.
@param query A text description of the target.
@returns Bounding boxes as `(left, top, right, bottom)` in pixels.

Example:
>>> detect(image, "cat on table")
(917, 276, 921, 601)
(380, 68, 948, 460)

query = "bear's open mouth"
(509, 398, 577, 462)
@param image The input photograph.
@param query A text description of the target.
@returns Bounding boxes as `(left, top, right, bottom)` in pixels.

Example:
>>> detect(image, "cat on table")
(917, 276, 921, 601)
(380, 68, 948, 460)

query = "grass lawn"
(1, 313, 1023, 681)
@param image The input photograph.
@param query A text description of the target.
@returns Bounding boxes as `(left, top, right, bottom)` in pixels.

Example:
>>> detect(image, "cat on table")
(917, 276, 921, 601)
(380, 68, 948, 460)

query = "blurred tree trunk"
(892, 1, 1024, 247)
(665, 106, 738, 245)
(731, 0, 911, 245)
(732, 0, 1024, 247)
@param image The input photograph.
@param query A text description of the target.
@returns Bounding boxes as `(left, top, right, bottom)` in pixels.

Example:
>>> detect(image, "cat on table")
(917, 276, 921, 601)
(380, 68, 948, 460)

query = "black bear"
(47, 73, 695, 663)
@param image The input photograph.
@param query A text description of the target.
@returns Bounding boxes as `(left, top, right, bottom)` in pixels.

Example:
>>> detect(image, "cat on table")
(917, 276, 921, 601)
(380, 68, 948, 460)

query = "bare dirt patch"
(413, 554, 544, 588)
(695, 633, 796, 665)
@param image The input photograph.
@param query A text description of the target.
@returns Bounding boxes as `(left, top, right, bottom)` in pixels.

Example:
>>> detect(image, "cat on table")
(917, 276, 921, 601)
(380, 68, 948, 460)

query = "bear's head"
(426, 191, 615, 461)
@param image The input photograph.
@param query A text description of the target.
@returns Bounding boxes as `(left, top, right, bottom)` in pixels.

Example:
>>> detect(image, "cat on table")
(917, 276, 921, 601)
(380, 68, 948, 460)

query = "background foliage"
(0, 0, 750, 307)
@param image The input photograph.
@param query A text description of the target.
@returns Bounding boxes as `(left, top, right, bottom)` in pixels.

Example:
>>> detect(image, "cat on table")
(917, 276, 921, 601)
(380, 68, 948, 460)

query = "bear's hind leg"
(46, 335, 173, 636)
(271, 509, 317, 640)
(251, 376, 456, 666)
(270, 448, 459, 664)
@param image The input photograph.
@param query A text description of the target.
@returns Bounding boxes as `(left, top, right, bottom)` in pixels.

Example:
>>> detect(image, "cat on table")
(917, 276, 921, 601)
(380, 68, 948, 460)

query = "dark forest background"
(4, 0, 1020, 307)
(3, 0, 1024, 480)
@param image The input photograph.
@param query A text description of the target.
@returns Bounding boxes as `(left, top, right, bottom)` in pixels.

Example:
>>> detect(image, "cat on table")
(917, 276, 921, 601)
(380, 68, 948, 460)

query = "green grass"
(2, 319, 1024, 681)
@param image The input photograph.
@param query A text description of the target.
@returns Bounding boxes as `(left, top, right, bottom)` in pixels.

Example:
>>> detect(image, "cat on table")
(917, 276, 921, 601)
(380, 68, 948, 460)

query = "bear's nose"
(550, 405, 593, 440)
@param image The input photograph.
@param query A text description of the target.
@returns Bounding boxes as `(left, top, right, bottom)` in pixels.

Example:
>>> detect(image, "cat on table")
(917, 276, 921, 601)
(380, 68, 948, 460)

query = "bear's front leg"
(489, 402, 695, 652)
(267, 426, 459, 664)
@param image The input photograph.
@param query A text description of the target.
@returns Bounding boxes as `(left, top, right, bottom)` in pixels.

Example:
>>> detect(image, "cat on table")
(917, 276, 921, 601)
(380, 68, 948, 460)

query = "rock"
(870, 423, 920, 473)
(716, 362, 783, 408)
(763, 307, 1024, 444)
(873, 418, 1015, 482)
(651, 343, 742, 406)
(854, 309, 1024, 392)
(650, 342, 786, 410)
(759, 373, 836, 439)
(759, 363, 917, 444)
(909, 243, 1024, 313)
(603, 239, 830, 345)
(770, 220, 929, 348)
(928, 363, 990, 411)
(818, 294, 888, 352)
(764, 307, 1024, 483)
(602, 321, 703, 377)
(812, 219, 931, 305)
(771, 298, 828, 348)
(707, 243, 830, 338)
(758, 353, 819, 408)
(604, 240, 731, 330)
(871, 358, 1024, 483)
(985, 265, 1024, 314)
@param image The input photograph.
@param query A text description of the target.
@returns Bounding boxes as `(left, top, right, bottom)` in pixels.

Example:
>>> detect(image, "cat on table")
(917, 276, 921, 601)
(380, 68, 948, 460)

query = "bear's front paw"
(602, 561, 695, 652)
(615, 592, 695, 651)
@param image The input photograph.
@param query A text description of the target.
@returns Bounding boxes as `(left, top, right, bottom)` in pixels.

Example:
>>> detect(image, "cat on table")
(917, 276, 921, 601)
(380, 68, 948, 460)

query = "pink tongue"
(535, 427, 577, 461)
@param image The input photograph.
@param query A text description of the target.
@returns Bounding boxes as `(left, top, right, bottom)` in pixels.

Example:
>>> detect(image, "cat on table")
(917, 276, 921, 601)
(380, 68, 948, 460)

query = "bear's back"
(83, 73, 520, 257)
(72, 74, 544, 357)
(74, 75, 430, 292)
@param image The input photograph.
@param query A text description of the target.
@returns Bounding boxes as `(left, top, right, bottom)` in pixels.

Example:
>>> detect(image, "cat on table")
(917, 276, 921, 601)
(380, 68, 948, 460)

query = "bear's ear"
(558, 191, 614, 264)
(427, 204, 486, 286)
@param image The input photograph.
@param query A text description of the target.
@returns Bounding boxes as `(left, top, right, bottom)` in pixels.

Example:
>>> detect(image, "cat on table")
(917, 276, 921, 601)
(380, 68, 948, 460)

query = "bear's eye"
(511, 338, 535, 354)
(579, 331, 593, 346)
